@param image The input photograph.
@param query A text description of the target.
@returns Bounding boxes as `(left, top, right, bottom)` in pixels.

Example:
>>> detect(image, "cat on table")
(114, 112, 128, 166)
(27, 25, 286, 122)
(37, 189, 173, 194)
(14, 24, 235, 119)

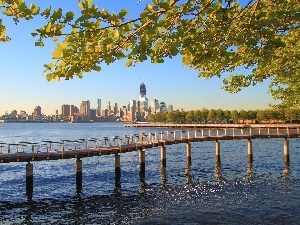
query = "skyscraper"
(150, 99, 159, 114)
(80, 100, 90, 120)
(140, 83, 146, 98)
(139, 83, 148, 112)
(61, 104, 70, 117)
(97, 99, 101, 116)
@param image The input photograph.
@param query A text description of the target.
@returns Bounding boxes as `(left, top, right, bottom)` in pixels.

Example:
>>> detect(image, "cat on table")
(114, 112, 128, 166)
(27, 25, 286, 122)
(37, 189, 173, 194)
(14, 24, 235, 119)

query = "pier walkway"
(0, 126, 298, 195)
(0, 126, 298, 163)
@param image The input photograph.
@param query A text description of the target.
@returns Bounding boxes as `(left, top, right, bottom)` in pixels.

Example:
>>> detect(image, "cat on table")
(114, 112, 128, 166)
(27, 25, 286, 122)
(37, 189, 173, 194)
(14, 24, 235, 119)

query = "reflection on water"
(160, 167, 167, 188)
(184, 162, 192, 184)
(247, 162, 253, 181)
(214, 161, 223, 184)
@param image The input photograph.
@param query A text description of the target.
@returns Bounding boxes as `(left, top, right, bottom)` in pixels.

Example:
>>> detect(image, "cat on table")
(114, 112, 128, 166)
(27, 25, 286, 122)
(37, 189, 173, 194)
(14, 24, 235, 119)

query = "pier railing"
(0, 127, 298, 162)
(1, 126, 298, 196)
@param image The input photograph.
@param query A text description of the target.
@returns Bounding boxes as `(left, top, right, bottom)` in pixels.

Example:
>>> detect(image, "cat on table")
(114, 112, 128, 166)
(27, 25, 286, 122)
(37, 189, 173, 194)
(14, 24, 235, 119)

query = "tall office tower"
(80, 100, 91, 119)
(61, 104, 70, 117)
(150, 99, 159, 114)
(113, 103, 118, 115)
(159, 102, 167, 112)
(107, 101, 111, 112)
(97, 99, 101, 116)
(33, 106, 42, 116)
(139, 83, 148, 112)
(129, 100, 136, 112)
(140, 83, 146, 98)
(136, 100, 140, 113)
(70, 105, 78, 116)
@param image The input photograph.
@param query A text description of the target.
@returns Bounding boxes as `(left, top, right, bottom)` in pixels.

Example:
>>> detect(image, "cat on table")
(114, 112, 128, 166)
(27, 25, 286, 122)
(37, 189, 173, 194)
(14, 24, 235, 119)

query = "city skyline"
(0, 82, 174, 117)
(0, 1, 278, 116)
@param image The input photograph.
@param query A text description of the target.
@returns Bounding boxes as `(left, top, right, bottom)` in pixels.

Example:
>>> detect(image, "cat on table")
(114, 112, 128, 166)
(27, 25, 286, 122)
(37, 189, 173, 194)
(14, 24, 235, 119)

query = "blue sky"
(0, 0, 277, 115)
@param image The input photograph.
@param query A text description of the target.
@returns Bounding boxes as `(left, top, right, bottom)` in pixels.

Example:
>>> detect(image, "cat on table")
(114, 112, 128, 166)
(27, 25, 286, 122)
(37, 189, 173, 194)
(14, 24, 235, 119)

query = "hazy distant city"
(0, 83, 174, 123)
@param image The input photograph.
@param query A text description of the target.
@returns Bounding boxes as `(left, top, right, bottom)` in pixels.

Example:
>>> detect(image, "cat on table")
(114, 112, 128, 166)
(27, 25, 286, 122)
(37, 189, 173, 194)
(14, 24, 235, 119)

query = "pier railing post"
(215, 140, 220, 162)
(31, 144, 35, 160)
(160, 146, 166, 168)
(186, 143, 191, 164)
(247, 139, 253, 163)
(284, 138, 290, 163)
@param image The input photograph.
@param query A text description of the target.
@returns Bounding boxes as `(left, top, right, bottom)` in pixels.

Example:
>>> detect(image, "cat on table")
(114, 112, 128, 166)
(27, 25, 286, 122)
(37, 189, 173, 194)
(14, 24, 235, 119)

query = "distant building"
(61, 104, 70, 117)
(70, 105, 78, 116)
(140, 83, 146, 98)
(150, 99, 159, 114)
(33, 106, 42, 121)
(102, 109, 109, 118)
(139, 83, 148, 113)
(167, 105, 173, 112)
(159, 102, 167, 112)
(97, 99, 101, 116)
(129, 100, 136, 112)
(90, 109, 97, 121)
(80, 100, 90, 121)
(107, 101, 111, 112)
(113, 103, 118, 115)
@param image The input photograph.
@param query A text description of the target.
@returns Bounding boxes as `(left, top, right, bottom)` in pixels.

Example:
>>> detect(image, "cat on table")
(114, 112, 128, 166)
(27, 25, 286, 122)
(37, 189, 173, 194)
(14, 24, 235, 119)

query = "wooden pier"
(0, 126, 299, 195)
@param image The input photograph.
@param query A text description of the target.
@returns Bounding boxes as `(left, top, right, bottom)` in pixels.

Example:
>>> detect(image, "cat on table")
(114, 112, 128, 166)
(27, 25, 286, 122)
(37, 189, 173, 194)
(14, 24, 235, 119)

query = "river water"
(0, 122, 299, 224)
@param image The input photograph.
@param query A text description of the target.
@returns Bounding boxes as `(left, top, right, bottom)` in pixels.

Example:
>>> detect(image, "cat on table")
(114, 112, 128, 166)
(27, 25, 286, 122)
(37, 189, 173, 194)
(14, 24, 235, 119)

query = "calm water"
(0, 123, 299, 224)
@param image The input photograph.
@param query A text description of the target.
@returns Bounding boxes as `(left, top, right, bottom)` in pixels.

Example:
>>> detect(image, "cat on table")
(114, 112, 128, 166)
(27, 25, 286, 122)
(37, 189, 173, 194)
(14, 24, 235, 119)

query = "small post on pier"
(115, 154, 121, 187)
(160, 146, 166, 168)
(247, 138, 253, 163)
(26, 162, 33, 195)
(284, 138, 290, 164)
(76, 158, 82, 192)
(139, 149, 145, 180)
(186, 143, 191, 164)
(215, 140, 220, 162)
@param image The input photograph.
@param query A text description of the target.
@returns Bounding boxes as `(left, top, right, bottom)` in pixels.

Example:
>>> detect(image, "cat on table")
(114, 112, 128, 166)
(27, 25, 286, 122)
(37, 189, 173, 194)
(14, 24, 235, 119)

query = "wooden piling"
(26, 162, 33, 194)
(115, 154, 121, 187)
(284, 138, 290, 163)
(160, 146, 166, 168)
(215, 140, 220, 162)
(186, 143, 191, 164)
(76, 158, 82, 192)
(160, 167, 167, 187)
(139, 149, 145, 179)
(247, 139, 253, 163)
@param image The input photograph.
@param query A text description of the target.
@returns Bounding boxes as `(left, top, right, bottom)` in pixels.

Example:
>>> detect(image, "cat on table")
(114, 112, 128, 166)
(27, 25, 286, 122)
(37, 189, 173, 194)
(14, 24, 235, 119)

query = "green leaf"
(30, 4, 40, 15)
(35, 41, 44, 47)
(51, 8, 62, 22)
(65, 11, 75, 21)
(92, 65, 101, 72)
(41, 7, 51, 18)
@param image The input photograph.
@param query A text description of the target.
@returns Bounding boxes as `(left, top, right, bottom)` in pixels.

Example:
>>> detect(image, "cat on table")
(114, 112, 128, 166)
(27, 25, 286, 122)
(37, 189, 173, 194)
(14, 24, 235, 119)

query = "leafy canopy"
(0, 0, 299, 108)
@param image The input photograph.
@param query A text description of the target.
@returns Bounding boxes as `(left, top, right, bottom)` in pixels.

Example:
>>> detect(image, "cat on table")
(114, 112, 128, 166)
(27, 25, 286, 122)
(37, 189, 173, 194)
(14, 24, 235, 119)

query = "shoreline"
(124, 122, 300, 129)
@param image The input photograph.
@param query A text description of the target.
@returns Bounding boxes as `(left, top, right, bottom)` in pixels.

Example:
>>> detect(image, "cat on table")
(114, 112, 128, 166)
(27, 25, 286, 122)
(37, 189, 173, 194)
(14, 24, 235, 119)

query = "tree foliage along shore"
(0, 0, 299, 108)
(148, 108, 300, 124)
